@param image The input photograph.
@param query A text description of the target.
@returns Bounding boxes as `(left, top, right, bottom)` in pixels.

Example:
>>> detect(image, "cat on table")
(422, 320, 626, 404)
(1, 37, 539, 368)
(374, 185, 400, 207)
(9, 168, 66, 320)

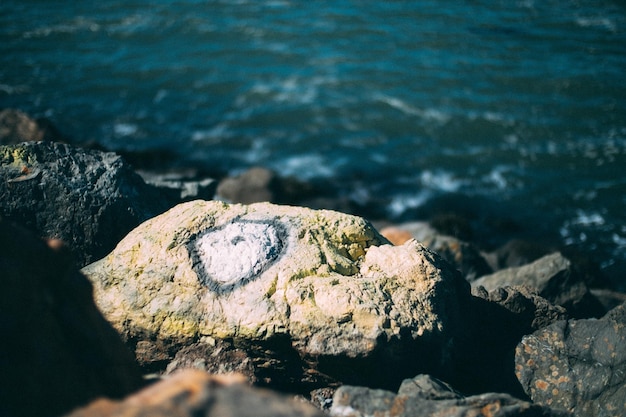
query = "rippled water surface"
(2, 0, 625, 286)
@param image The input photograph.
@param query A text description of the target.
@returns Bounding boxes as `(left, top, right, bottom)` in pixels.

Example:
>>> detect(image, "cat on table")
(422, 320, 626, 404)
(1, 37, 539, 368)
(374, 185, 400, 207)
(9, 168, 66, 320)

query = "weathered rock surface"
(329, 374, 569, 417)
(0, 108, 65, 144)
(0, 219, 143, 417)
(66, 369, 325, 417)
(380, 221, 493, 281)
(453, 285, 568, 397)
(0, 142, 170, 266)
(83, 200, 470, 391)
(472, 252, 604, 318)
(515, 303, 626, 417)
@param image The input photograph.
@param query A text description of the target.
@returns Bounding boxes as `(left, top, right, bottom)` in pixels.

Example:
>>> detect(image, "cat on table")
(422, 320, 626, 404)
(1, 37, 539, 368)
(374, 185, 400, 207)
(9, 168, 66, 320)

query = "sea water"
(1, 0, 625, 287)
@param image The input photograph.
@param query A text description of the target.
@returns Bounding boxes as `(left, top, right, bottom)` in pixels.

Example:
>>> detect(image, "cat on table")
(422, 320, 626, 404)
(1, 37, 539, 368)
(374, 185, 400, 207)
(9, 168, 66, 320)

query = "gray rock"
(66, 369, 325, 417)
(515, 303, 626, 417)
(472, 252, 604, 318)
(452, 286, 567, 397)
(0, 142, 170, 266)
(137, 169, 217, 204)
(0, 220, 143, 417)
(329, 374, 568, 417)
(82, 200, 470, 391)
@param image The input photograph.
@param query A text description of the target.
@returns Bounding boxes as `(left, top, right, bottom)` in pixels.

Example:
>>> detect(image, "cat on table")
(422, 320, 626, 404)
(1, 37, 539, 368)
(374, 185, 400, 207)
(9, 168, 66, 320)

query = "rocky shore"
(1, 109, 625, 417)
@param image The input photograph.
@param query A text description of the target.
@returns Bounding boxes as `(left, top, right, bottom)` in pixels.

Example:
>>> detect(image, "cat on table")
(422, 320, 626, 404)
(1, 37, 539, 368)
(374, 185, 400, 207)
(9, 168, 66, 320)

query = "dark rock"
(0, 220, 143, 417)
(66, 369, 325, 417)
(590, 289, 626, 313)
(164, 339, 257, 383)
(491, 239, 554, 270)
(0, 141, 170, 266)
(0, 108, 66, 144)
(515, 303, 626, 417)
(472, 252, 605, 318)
(329, 374, 568, 417)
(452, 286, 567, 397)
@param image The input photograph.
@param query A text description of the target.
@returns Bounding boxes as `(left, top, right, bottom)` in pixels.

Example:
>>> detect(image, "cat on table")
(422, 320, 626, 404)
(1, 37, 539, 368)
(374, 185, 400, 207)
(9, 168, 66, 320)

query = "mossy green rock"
(83, 200, 469, 389)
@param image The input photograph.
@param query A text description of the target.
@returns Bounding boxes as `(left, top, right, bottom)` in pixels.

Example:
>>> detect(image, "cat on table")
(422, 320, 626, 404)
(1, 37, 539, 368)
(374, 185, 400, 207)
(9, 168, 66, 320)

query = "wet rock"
(453, 286, 567, 397)
(0, 219, 143, 417)
(329, 374, 568, 417)
(472, 252, 605, 318)
(515, 303, 626, 417)
(380, 221, 492, 281)
(82, 200, 470, 391)
(0, 142, 170, 266)
(0, 108, 65, 144)
(66, 369, 325, 417)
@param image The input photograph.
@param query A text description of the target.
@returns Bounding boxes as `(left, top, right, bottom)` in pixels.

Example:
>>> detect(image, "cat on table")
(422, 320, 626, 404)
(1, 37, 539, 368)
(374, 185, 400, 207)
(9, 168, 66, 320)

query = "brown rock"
(0, 108, 64, 144)
(66, 369, 325, 417)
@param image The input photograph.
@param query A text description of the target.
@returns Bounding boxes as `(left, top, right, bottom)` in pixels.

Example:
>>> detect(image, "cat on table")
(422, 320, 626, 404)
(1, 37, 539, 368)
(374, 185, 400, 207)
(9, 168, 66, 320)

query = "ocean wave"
(23, 16, 101, 38)
(375, 94, 450, 123)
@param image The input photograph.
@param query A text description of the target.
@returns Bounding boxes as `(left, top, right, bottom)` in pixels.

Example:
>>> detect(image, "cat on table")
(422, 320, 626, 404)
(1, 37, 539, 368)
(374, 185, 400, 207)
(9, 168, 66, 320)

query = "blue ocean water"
(1, 1, 625, 286)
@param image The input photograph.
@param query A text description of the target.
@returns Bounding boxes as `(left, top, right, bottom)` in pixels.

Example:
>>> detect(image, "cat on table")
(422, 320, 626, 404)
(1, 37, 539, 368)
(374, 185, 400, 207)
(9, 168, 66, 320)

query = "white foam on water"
(271, 154, 338, 180)
(387, 190, 432, 218)
(113, 122, 139, 138)
(375, 94, 450, 123)
(419, 169, 466, 192)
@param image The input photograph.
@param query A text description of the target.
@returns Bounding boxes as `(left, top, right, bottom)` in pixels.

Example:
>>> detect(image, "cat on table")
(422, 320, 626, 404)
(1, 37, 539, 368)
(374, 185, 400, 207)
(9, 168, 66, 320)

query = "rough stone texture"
(0, 108, 65, 144)
(0, 142, 170, 266)
(0, 219, 143, 417)
(83, 200, 470, 391)
(164, 339, 257, 383)
(515, 303, 626, 417)
(66, 369, 325, 417)
(329, 374, 568, 417)
(452, 285, 568, 397)
(380, 221, 492, 281)
(471, 252, 605, 318)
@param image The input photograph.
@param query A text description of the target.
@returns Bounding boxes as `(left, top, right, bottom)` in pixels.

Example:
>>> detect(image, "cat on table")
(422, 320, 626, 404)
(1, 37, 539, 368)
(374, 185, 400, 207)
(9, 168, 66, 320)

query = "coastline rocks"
(472, 252, 604, 318)
(329, 374, 568, 417)
(82, 200, 470, 390)
(380, 222, 493, 281)
(515, 303, 626, 417)
(66, 369, 325, 417)
(0, 219, 143, 417)
(0, 142, 170, 266)
(0, 108, 65, 144)
(454, 285, 568, 397)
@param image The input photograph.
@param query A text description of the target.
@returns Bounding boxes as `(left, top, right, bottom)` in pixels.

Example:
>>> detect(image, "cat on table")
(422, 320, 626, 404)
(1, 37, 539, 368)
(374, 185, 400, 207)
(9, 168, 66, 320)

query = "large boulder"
(471, 252, 604, 318)
(329, 374, 568, 417)
(82, 200, 471, 391)
(515, 303, 626, 417)
(0, 141, 170, 266)
(66, 369, 325, 417)
(0, 219, 143, 417)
